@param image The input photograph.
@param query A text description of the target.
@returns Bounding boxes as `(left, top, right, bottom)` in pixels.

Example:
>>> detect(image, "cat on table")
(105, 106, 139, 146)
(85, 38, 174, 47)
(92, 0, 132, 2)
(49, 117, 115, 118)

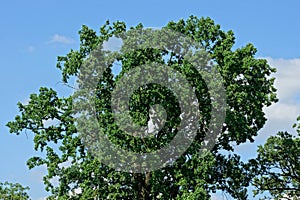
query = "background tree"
(7, 16, 277, 199)
(251, 117, 300, 200)
(0, 181, 30, 200)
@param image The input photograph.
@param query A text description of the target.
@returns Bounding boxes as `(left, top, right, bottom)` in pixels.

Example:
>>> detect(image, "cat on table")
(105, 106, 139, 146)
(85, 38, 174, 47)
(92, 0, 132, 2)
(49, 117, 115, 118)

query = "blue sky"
(1, 1, 300, 199)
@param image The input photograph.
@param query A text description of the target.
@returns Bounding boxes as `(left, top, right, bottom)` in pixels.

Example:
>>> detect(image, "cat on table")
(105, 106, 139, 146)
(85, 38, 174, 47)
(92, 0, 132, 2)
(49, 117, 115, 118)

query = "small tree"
(252, 117, 300, 200)
(0, 181, 30, 200)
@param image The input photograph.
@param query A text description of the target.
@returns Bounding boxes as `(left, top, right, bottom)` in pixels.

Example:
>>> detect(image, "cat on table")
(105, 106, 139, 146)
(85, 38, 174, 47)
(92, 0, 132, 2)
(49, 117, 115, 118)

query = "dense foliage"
(0, 181, 30, 200)
(251, 117, 300, 200)
(7, 16, 278, 199)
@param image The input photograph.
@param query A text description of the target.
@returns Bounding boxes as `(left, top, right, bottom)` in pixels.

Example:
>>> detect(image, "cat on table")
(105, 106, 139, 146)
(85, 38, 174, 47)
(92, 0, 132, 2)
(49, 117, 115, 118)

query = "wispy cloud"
(48, 34, 75, 45)
(26, 45, 36, 53)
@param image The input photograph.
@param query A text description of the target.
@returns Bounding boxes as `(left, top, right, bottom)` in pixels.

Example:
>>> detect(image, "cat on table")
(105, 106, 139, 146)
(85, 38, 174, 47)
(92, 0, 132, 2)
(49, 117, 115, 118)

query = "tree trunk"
(136, 172, 151, 200)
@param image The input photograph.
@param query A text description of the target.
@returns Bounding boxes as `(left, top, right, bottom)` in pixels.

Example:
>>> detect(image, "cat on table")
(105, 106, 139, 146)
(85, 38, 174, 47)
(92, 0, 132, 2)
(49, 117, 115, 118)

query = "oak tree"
(7, 16, 277, 199)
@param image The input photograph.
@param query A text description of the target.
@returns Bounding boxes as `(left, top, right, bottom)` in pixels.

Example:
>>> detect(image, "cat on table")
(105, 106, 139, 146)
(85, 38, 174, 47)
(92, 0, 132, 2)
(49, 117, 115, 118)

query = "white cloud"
(265, 57, 300, 104)
(48, 34, 75, 45)
(103, 36, 123, 51)
(69, 187, 82, 197)
(50, 176, 59, 187)
(20, 97, 30, 105)
(58, 158, 72, 169)
(42, 118, 59, 128)
(262, 57, 300, 125)
(264, 103, 300, 122)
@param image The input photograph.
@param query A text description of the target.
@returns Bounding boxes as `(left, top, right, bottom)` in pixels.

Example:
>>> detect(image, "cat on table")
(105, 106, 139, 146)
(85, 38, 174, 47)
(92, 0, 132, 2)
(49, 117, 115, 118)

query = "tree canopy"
(0, 181, 30, 200)
(7, 16, 278, 199)
(251, 117, 300, 200)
